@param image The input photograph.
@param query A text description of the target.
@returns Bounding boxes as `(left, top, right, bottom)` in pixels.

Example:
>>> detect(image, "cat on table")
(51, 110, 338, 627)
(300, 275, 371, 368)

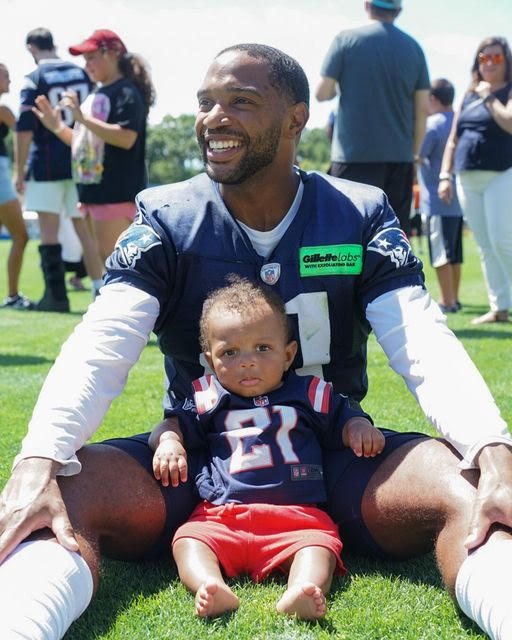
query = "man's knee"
(58, 444, 168, 558)
(361, 438, 477, 558)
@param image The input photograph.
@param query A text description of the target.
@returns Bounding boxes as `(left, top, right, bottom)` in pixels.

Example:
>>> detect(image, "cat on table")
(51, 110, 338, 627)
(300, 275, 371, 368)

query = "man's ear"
(284, 102, 309, 140)
(284, 340, 298, 371)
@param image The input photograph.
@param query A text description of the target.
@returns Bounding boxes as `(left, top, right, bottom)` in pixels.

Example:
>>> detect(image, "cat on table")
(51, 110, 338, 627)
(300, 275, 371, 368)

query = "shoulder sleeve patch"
(113, 224, 162, 269)
(192, 375, 222, 415)
(307, 377, 332, 414)
(367, 227, 412, 269)
(21, 77, 37, 91)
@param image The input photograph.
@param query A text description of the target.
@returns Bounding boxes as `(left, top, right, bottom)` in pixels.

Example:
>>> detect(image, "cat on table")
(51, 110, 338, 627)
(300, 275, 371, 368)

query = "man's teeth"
(208, 140, 241, 150)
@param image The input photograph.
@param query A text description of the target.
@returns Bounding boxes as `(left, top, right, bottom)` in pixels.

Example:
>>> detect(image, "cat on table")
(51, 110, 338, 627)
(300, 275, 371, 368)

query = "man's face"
(195, 51, 287, 185)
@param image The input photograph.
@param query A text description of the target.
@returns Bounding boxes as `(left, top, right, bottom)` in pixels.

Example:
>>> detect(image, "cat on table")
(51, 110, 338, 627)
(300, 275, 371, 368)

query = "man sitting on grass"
(0, 44, 511, 640)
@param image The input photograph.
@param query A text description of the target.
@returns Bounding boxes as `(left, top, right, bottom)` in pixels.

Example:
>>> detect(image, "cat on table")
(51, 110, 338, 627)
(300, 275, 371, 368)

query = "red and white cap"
(69, 29, 127, 56)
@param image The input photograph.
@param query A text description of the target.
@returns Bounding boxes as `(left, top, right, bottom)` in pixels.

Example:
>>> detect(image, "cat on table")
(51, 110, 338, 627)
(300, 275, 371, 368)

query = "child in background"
(150, 276, 384, 620)
(418, 78, 463, 313)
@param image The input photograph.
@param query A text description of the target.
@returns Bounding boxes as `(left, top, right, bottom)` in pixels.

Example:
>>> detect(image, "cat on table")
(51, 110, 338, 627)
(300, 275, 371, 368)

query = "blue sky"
(3, 0, 511, 129)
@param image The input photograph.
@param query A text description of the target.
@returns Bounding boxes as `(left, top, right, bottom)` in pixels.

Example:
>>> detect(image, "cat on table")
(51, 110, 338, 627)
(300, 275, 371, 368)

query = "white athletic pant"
(456, 168, 512, 311)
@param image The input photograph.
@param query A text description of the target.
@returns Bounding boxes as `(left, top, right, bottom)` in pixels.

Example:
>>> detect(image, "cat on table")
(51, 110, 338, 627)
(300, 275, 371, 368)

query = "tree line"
(146, 114, 331, 185)
(4, 115, 331, 186)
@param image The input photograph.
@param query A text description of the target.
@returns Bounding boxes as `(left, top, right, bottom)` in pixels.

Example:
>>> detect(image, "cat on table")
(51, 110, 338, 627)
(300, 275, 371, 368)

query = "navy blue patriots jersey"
(16, 60, 92, 180)
(171, 371, 370, 505)
(105, 170, 424, 408)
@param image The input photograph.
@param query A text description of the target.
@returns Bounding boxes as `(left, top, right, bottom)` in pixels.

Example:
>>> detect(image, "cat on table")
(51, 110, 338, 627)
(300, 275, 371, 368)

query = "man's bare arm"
(14, 130, 33, 194)
(0, 284, 159, 564)
(315, 77, 337, 102)
(413, 89, 430, 156)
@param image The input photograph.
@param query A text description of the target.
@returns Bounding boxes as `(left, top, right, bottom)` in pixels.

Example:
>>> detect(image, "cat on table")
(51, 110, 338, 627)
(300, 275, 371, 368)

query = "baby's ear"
(284, 340, 298, 370)
(204, 351, 214, 370)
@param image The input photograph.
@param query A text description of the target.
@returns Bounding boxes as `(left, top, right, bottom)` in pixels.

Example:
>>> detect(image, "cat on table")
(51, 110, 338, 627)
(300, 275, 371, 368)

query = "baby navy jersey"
(16, 60, 92, 181)
(105, 170, 425, 409)
(170, 371, 371, 505)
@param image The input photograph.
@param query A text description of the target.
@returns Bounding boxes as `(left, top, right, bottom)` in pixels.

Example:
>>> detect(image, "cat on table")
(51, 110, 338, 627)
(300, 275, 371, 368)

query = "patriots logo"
(114, 224, 161, 268)
(182, 397, 197, 412)
(260, 263, 281, 285)
(367, 227, 412, 269)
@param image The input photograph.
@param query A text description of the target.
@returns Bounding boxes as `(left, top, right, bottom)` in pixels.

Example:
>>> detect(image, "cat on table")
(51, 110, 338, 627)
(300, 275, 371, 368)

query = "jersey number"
(224, 406, 299, 474)
(47, 83, 90, 126)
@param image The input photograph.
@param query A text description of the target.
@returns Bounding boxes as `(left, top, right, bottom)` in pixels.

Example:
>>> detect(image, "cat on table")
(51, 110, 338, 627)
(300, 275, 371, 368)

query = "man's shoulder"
(330, 22, 378, 50)
(21, 66, 40, 90)
(306, 170, 387, 213)
(35, 59, 88, 87)
(136, 173, 212, 212)
(387, 23, 425, 53)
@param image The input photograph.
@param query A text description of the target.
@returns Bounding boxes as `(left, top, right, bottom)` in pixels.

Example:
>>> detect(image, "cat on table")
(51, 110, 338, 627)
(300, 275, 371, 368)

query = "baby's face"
(205, 302, 297, 397)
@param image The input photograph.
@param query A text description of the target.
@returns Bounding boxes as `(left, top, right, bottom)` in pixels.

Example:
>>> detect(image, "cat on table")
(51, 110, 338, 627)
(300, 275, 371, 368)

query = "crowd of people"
(1, 26, 154, 312)
(0, 1, 512, 639)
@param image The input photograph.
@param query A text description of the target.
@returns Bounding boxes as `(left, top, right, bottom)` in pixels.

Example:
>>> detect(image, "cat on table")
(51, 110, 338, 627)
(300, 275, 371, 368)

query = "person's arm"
(315, 77, 337, 102)
(366, 285, 512, 546)
(438, 108, 461, 204)
(13, 130, 32, 194)
(0, 283, 159, 564)
(61, 90, 137, 150)
(149, 417, 188, 488)
(0, 105, 16, 129)
(413, 89, 430, 157)
(14, 283, 158, 471)
(475, 82, 512, 134)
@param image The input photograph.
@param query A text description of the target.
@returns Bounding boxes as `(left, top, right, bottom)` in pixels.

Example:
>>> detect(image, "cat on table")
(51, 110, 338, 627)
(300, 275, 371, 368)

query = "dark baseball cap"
(371, 0, 402, 8)
(69, 29, 127, 56)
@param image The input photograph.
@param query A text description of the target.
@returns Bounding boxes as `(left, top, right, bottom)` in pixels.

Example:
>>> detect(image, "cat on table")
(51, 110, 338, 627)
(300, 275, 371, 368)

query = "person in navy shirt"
(151, 277, 382, 619)
(1, 44, 512, 640)
(15, 28, 103, 311)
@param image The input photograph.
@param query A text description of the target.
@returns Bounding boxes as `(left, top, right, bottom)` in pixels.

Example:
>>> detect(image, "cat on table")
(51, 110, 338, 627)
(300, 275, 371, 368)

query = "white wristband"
(439, 172, 452, 181)
(52, 123, 66, 135)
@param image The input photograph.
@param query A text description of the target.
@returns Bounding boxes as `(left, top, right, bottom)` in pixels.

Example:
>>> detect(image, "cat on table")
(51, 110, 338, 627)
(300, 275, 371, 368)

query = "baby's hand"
(342, 418, 385, 458)
(152, 436, 188, 487)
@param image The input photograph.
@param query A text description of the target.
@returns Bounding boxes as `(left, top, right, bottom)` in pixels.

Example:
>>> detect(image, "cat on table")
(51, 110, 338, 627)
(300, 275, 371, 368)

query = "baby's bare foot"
(195, 580, 239, 617)
(276, 582, 327, 620)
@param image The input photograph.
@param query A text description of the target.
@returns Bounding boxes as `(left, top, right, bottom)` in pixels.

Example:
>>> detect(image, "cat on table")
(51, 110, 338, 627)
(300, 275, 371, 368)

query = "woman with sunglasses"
(32, 30, 155, 268)
(439, 37, 512, 325)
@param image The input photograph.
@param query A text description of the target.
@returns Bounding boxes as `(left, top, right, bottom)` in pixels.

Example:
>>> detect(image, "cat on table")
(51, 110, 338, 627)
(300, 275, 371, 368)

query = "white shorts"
(24, 180, 81, 218)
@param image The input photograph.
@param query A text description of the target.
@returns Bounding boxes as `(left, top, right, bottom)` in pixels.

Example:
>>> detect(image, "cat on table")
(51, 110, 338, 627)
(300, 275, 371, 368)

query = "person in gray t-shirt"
(315, 0, 430, 236)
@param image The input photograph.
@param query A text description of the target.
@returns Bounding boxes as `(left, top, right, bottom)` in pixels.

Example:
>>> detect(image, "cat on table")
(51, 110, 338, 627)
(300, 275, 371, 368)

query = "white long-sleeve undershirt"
(13, 283, 160, 475)
(366, 285, 511, 468)
(13, 283, 510, 476)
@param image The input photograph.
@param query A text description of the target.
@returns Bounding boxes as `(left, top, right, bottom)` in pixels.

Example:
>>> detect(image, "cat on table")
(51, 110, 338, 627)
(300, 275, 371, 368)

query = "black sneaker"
(1, 293, 35, 310)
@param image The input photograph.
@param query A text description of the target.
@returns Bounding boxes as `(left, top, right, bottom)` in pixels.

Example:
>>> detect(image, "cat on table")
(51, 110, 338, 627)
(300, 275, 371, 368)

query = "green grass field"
(0, 232, 511, 639)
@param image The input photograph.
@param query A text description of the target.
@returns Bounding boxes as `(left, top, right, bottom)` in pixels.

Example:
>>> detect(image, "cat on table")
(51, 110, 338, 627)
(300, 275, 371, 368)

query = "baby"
(150, 276, 385, 619)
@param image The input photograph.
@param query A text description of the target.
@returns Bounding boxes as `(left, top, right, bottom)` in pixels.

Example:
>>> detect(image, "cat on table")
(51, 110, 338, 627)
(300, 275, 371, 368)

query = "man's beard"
(200, 121, 282, 185)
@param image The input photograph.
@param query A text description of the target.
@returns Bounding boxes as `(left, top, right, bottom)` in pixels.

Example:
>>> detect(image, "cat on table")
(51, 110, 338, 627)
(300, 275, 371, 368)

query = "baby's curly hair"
(199, 275, 293, 352)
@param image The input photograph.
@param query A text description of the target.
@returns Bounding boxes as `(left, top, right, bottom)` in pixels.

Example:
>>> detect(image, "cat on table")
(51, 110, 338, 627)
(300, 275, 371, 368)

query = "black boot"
(37, 244, 70, 312)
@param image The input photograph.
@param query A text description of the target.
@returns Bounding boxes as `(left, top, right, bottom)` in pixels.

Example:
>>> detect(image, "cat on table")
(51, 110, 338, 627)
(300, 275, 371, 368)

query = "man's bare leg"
(435, 264, 457, 309)
(0, 443, 169, 639)
(359, 437, 512, 640)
